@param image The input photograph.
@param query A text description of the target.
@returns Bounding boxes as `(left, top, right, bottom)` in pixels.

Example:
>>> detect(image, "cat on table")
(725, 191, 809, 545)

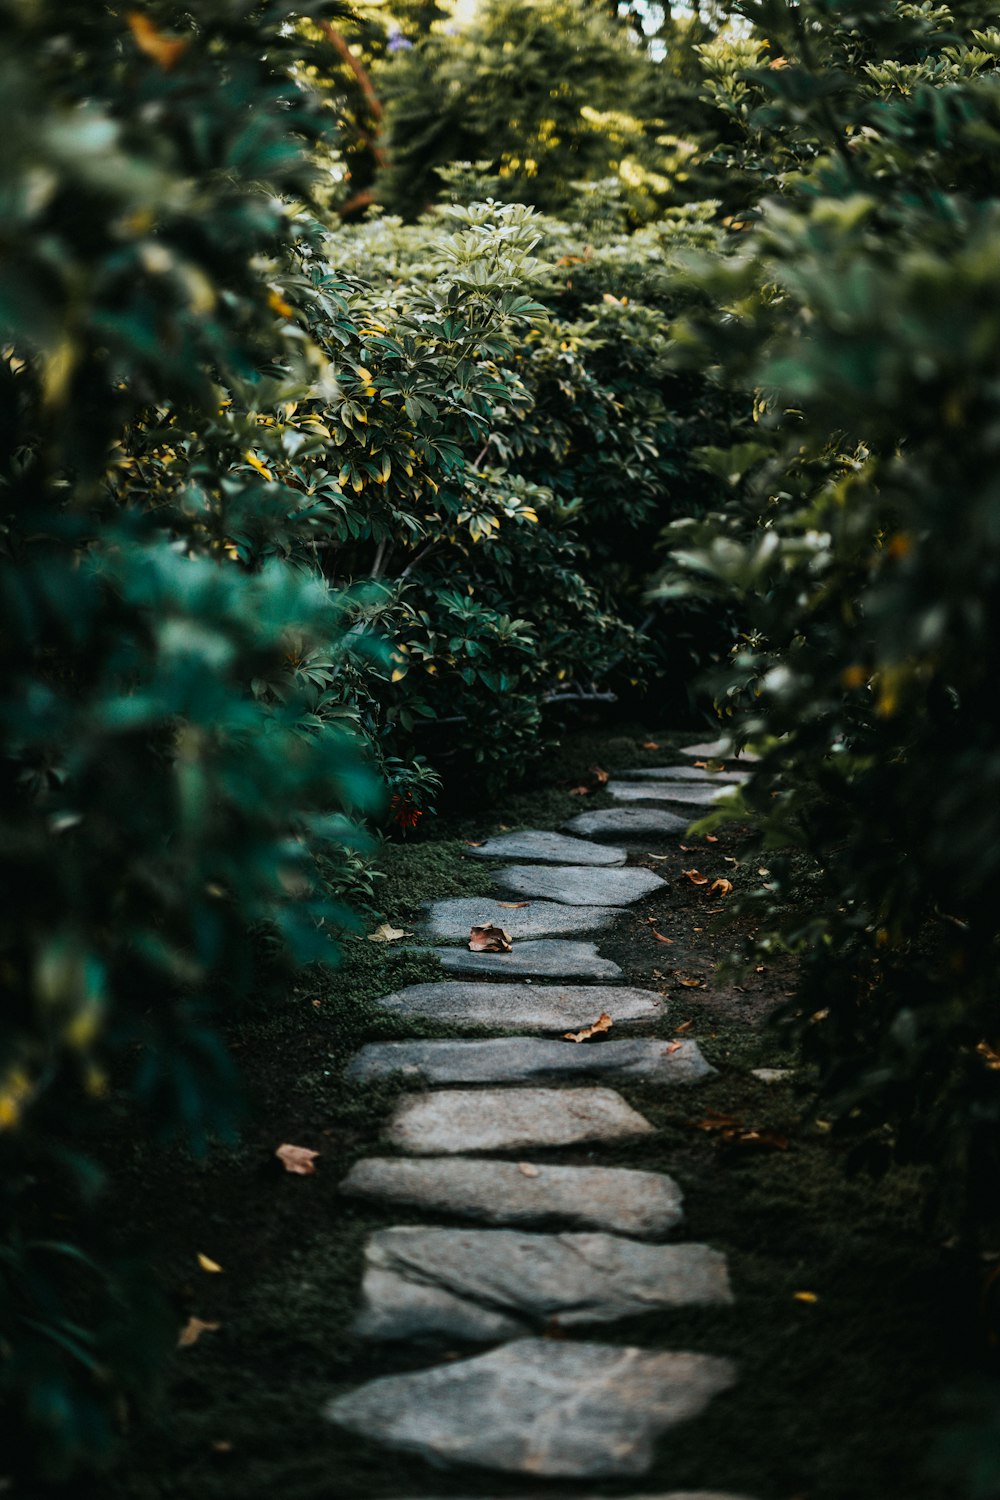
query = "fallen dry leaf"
(367, 923, 412, 943)
(642, 741, 660, 749)
(311, 998, 322, 1009)
(275, 1143, 319, 1176)
(662, 1042, 683, 1054)
(646, 853, 671, 861)
(683, 869, 709, 885)
(709, 878, 734, 897)
(127, 11, 189, 69)
(705, 834, 719, 843)
(794, 1290, 819, 1304)
(693, 760, 709, 768)
(691, 1112, 742, 1133)
(651, 929, 674, 945)
(197, 1253, 223, 1274)
(178, 1316, 220, 1349)
(675, 973, 705, 988)
(723, 1128, 790, 1152)
(211, 1441, 234, 1454)
(464, 839, 485, 847)
(517, 1162, 540, 1178)
(496, 901, 529, 910)
(590, 765, 609, 785)
(563, 1012, 613, 1044)
(568, 784, 591, 796)
(675, 1019, 694, 1033)
(469, 923, 512, 953)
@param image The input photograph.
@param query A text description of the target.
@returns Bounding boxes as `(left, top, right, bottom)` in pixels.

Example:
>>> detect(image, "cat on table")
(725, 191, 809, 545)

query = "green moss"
(68, 724, 978, 1500)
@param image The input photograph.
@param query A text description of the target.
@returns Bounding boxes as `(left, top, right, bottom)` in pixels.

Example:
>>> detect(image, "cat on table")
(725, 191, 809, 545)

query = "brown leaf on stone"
(709, 878, 734, 897)
(469, 923, 512, 953)
(563, 1011, 613, 1043)
(651, 929, 674, 945)
(178, 1316, 220, 1349)
(662, 1042, 683, 1054)
(683, 869, 709, 885)
(464, 839, 485, 847)
(496, 901, 529, 909)
(517, 1162, 541, 1177)
(276, 1143, 319, 1175)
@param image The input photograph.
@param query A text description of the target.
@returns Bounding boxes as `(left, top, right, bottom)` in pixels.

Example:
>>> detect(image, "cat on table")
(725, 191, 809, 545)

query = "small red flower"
(390, 792, 423, 829)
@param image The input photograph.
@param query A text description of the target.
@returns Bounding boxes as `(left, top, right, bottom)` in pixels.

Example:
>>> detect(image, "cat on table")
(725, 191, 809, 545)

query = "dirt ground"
(38, 723, 998, 1500)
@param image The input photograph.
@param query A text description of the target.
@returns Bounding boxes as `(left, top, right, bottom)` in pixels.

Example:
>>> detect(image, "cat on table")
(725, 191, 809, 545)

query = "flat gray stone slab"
(564, 807, 690, 842)
(347, 1037, 712, 1087)
(419, 897, 620, 942)
(466, 830, 627, 866)
(354, 1227, 732, 1341)
(608, 780, 732, 807)
(428, 939, 623, 981)
(683, 737, 760, 762)
(326, 1338, 737, 1477)
(494, 863, 666, 907)
(372, 981, 663, 1031)
(386, 1086, 655, 1154)
(340, 1157, 685, 1237)
(398, 1493, 755, 1500)
(617, 765, 749, 784)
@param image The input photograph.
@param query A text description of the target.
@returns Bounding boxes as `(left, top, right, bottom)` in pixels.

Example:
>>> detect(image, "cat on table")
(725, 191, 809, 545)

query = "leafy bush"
(658, 0, 1000, 1232)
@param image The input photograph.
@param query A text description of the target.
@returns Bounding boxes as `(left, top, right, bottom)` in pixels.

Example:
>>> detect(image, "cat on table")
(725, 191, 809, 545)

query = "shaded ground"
(47, 724, 997, 1500)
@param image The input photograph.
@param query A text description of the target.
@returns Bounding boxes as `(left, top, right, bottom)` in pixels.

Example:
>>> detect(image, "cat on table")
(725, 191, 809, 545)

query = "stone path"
(327, 749, 757, 1496)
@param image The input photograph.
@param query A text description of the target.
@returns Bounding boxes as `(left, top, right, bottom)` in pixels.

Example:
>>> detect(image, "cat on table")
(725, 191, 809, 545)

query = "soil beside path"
(69, 726, 973, 1500)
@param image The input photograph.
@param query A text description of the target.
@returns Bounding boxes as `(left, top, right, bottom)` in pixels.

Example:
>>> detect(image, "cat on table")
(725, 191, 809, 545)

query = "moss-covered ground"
(60, 723, 998, 1500)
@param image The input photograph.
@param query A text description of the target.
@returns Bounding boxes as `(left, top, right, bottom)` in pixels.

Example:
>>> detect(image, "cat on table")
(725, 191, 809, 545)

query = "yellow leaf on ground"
(794, 1290, 819, 1303)
(563, 1012, 613, 1044)
(197, 1253, 223, 1274)
(367, 923, 412, 943)
(275, 1143, 319, 1176)
(177, 1316, 220, 1349)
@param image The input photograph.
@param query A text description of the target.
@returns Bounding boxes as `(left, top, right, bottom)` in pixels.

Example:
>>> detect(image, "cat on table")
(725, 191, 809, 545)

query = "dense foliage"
(658, 0, 1000, 1234)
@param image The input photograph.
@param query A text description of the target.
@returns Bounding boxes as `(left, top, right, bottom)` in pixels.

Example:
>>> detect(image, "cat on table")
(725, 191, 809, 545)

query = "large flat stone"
(608, 781, 732, 807)
(386, 1086, 655, 1154)
(465, 830, 627, 866)
(347, 1037, 712, 1087)
(326, 1338, 737, 1477)
(683, 737, 760, 763)
(419, 897, 620, 942)
(354, 1227, 732, 1341)
(340, 1158, 685, 1237)
(398, 1493, 755, 1499)
(372, 981, 663, 1031)
(564, 807, 690, 842)
(494, 863, 666, 907)
(617, 765, 749, 784)
(428, 939, 623, 981)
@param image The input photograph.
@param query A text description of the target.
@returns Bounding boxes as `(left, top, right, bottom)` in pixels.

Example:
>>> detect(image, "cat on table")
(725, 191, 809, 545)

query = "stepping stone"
(419, 897, 620, 942)
(564, 807, 690, 842)
(340, 1158, 685, 1238)
(608, 780, 732, 807)
(347, 1037, 713, 1087)
(353, 1227, 732, 1341)
(429, 939, 623, 981)
(494, 863, 665, 907)
(465, 830, 627, 865)
(386, 1086, 655, 1154)
(617, 764, 749, 784)
(326, 1338, 737, 1477)
(683, 737, 760, 762)
(397, 1493, 755, 1499)
(373, 981, 663, 1031)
